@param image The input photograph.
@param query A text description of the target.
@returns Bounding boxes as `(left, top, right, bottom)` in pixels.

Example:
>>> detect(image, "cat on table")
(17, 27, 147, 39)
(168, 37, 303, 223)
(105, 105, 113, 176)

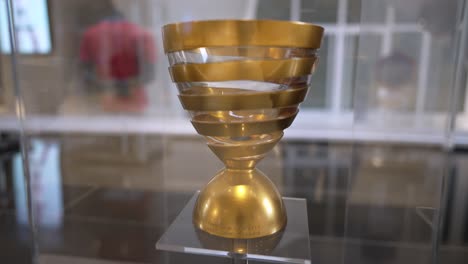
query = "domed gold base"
(195, 227, 284, 255)
(193, 168, 287, 239)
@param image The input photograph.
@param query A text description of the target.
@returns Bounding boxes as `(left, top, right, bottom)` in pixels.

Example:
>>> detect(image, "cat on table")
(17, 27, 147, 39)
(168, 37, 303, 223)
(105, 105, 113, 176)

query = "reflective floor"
(0, 135, 467, 264)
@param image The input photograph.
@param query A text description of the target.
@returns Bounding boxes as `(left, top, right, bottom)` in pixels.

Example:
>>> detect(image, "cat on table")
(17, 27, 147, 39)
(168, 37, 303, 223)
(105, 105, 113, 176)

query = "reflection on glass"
(302, 36, 331, 108)
(375, 52, 417, 111)
(351, 0, 461, 134)
(13, 140, 63, 228)
(301, 0, 338, 23)
(345, 144, 445, 264)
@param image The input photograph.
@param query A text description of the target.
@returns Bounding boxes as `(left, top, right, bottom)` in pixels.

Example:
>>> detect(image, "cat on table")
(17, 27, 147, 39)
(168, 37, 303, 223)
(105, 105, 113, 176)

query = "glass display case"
(1, 0, 468, 263)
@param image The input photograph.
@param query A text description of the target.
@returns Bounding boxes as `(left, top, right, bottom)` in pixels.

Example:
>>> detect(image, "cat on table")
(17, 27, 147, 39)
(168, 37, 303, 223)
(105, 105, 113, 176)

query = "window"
(0, 0, 52, 54)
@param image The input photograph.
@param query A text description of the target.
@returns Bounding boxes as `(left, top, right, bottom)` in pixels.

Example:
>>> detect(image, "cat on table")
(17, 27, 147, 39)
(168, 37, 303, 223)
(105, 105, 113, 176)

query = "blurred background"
(0, 0, 468, 263)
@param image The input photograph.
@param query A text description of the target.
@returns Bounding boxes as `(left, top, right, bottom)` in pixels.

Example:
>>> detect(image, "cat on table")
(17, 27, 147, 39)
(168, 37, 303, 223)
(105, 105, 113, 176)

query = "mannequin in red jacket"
(79, 4, 156, 113)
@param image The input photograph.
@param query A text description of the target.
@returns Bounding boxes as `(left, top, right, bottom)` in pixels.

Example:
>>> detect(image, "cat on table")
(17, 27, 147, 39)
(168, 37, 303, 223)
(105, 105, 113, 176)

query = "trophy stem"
(207, 132, 284, 170)
(224, 158, 261, 170)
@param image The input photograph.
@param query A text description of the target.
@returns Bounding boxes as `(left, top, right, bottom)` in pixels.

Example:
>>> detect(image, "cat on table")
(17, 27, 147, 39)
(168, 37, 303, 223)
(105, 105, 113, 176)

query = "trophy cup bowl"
(162, 20, 323, 239)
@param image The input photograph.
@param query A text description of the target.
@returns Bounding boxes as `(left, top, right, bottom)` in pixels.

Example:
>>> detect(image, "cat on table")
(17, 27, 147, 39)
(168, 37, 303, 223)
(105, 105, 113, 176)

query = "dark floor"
(1, 138, 467, 264)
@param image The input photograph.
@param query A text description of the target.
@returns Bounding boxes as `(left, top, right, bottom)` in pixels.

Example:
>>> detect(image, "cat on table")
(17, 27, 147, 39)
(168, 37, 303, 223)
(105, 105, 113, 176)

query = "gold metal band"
(180, 86, 253, 95)
(163, 20, 324, 53)
(191, 111, 298, 137)
(170, 47, 317, 60)
(179, 83, 306, 95)
(207, 133, 283, 160)
(170, 58, 316, 82)
(179, 87, 308, 111)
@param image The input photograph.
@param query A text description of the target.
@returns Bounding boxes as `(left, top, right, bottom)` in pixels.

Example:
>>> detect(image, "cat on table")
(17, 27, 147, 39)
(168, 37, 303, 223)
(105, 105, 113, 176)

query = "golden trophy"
(163, 20, 323, 239)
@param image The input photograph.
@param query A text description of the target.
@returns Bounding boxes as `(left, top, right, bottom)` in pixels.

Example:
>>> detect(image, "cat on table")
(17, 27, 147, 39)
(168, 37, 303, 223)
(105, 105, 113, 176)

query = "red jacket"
(80, 19, 156, 81)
